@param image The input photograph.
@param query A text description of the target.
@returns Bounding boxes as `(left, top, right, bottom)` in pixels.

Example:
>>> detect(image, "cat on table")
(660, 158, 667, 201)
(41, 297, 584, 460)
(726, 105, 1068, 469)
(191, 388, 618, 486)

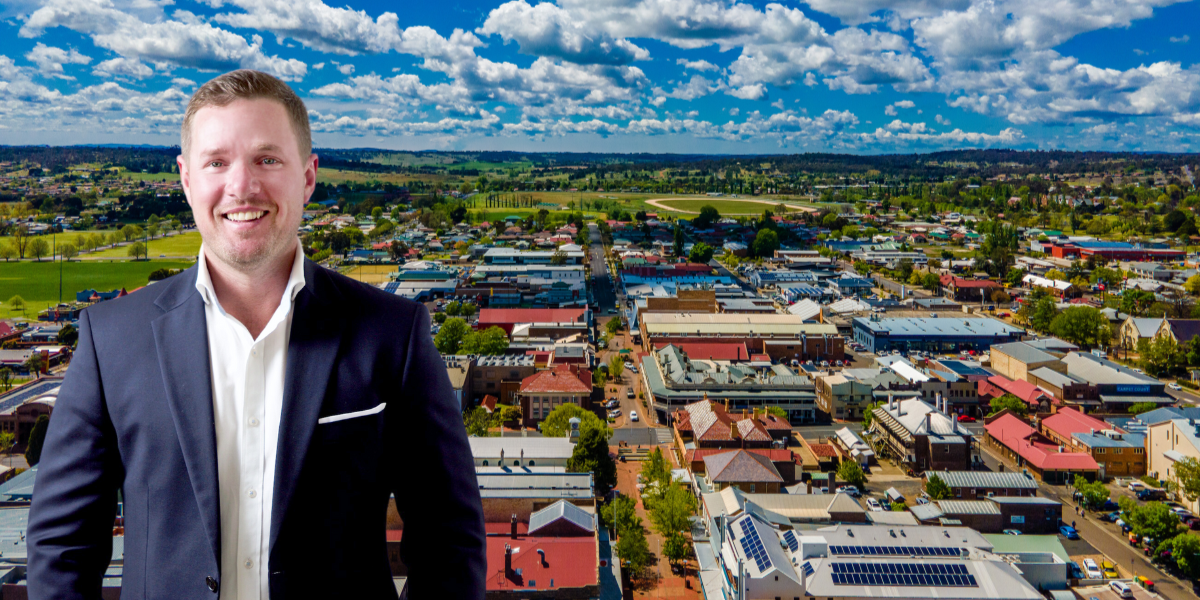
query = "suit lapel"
(151, 267, 222, 571)
(270, 260, 344, 556)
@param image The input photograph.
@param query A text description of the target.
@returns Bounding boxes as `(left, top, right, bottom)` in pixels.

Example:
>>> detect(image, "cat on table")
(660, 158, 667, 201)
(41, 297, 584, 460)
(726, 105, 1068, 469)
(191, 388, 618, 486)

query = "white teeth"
(226, 211, 265, 222)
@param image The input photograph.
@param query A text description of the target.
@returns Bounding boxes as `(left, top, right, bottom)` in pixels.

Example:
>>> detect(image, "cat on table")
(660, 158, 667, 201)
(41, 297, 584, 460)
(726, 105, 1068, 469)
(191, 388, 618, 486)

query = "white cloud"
(771, 99, 784, 109)
(1170, 35, 1189, 43)
(677, 58, 719, 71)
(24, 43, 90, 79)
(729, 107, 740, 115)
(885, 99, 916, 115)
(211, 0, 403, 55)
(313, 62, 325, 70)
(337, 63, 355, 75)
(657, 75, 722, 100)
(93, 57, 154, 80)
(935, 113, 950, 125)
(478, 0, 650, 65)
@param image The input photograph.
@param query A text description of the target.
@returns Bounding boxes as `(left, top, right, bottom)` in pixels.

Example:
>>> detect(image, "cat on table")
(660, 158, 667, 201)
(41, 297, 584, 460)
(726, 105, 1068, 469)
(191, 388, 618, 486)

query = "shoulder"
(82, 264, 196, 327)
(307, 261, 425, 326)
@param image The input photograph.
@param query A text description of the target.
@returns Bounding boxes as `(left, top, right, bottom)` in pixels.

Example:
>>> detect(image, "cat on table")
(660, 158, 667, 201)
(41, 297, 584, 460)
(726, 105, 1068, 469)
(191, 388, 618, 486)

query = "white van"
(1109, 581, 1133, 598)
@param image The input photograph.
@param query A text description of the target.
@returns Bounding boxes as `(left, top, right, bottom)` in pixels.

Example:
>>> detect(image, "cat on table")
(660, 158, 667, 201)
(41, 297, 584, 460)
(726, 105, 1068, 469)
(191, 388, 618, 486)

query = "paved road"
(587, 223, 618, 317)
(708, 259, 755, 293)
(871, 272, 933, 299)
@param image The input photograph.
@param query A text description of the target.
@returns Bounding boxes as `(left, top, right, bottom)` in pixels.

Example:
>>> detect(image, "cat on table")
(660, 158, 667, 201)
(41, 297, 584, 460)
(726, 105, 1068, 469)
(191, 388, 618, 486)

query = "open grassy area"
(0, 259, 195, 319)
(343, 264, 397, 285)
(646, 197, 817, 214)
(84, 231, 202, 258)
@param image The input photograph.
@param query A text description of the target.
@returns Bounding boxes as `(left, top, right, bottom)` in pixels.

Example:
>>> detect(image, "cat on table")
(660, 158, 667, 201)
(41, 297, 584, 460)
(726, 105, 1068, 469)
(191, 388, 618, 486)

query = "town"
(4, 148, 1200, 600)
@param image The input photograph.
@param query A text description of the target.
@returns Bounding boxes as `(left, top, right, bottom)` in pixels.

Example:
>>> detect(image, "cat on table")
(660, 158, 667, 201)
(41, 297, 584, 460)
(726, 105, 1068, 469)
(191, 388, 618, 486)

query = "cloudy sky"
(0, 0, 1198, 153)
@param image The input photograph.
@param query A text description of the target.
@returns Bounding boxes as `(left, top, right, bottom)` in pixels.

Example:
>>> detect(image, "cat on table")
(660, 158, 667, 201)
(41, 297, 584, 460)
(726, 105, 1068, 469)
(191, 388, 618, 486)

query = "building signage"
(1115, 385, 1151, 394)
(1010, 516, 1025, 524)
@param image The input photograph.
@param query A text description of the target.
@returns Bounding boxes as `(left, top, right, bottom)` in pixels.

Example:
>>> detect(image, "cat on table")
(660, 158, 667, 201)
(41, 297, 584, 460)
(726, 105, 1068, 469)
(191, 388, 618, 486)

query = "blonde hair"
(181, 70, 311, 160)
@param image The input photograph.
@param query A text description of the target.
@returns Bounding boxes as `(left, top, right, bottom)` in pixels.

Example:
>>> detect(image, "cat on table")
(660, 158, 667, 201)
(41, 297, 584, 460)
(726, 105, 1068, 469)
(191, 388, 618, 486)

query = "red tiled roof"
(481, 395, 499, 412)
(940, 274, 1003, 289)
(486, 536, 597, 592)
(520, 364, 593, 394)
(479, 308, 587, 325)
(809, 443, 838, 458)
(703, 449, 784, 483)
(985, 413, 1099, 471)
(750, 354, 771, 362)
(673, 400, 780, 443)
(1042, 407, 1114, 438)
(652, 342, 751, 361)
(685, 448, 795, 464)
(980, 375, 1054, 406)
(757, 414, 792, 431)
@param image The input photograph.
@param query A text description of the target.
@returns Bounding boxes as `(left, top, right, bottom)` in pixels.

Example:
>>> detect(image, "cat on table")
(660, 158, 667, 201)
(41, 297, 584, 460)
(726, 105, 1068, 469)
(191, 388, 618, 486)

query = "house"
(939, 275, 1003, 303)
(814, 373, 875, 422)
(923, 470, 1039, 500)
(517, 363, 593, 426)
(983, 413, 1099, 484)
(683, 448, 800, 483)
(869, 397, 975, 473)
(1039, 408, 1145, 478)
(470, 355, 538, 406)
(671, 399, 784, 455)
(1147, 418, 1200, 514)
(701, 449, 785, 493)
(485, 500, 599, 599)
(1021, 274, 1081, 299)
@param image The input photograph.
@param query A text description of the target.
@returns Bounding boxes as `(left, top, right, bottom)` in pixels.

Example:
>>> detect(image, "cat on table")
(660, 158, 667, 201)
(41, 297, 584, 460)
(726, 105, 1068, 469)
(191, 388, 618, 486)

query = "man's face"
(178, 98, 316, 272)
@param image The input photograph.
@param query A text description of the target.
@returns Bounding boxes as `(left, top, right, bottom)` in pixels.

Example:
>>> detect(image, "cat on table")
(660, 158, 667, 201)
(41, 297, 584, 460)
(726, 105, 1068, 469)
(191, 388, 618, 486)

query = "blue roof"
(936, 360, 992, 377)
(1073, 433, 1142, 449)
(1134, 406, 1200, 425)
(1073, 241, 1133, 249)
(0, 378, 63, 415)
(0, 465, 36, 501)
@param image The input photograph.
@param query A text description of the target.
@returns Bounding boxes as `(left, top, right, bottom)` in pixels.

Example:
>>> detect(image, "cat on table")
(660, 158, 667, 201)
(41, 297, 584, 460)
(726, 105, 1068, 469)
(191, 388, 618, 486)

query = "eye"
(207, 161, 223, 168)
(263, 158, 279, 165)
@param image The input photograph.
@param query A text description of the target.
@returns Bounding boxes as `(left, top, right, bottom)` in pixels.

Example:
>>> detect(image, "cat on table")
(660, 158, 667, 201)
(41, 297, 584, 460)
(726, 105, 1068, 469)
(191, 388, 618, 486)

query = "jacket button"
(206, 576, 219, 593)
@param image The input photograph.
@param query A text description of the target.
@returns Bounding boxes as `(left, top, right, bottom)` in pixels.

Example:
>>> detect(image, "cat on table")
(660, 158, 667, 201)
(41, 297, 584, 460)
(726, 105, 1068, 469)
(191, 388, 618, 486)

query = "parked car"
(1110, 581, 1133, 598)
(1138, 488, 1167, 501)
(866, 498, 883, 512)
(957, 414, 976, 422)
(915, 497, 930, 505)
(1100, 511, 1121, 522)
(1102, 560, 1118, 579)
(1083, 558, 1102, 579)
(1059, 525, 1080, 540)
(1001, 529, 1022, 535)
(1169, 382, 1183, 391)
(1127, 481, 1146, 491)
(835, 486, 861, 497)
(607, 409, 621, 418)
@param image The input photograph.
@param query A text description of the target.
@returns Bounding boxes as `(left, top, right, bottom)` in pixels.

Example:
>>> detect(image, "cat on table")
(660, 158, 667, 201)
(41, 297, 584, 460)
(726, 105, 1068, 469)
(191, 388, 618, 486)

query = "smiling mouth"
(224, 210, 268, 222)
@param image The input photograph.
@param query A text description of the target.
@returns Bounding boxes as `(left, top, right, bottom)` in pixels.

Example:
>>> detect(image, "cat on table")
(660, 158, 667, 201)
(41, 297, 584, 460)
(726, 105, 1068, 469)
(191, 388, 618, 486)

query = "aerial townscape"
(9, 146, 1200, 600)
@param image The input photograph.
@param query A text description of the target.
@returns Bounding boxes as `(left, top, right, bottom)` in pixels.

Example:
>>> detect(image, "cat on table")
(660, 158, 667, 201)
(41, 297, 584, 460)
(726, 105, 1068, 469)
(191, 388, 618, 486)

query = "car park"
(1059, 525, 1080, 540)
(1083, 559, 1102, 579)
(866, 498, 883, 511)
(1102, 561, 1118, 579)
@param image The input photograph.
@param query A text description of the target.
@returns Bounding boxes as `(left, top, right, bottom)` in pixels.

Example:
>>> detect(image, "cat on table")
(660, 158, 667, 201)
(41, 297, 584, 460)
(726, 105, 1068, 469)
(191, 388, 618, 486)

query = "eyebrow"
(198, 143, 284, 158)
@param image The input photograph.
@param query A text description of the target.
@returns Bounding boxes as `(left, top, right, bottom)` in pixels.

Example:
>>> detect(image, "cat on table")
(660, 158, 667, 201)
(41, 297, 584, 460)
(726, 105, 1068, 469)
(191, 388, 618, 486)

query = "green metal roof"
(980, 535, 1070, 563)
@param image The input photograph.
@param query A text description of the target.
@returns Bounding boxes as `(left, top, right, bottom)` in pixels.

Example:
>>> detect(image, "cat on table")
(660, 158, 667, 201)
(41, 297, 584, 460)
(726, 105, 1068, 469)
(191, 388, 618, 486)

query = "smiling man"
(26, 70, 486, 600)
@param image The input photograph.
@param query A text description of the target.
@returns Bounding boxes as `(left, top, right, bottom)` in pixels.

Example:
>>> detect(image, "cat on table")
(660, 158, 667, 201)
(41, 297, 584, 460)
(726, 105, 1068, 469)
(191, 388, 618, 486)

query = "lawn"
(83, 231, 202, 259)
(343, 264, 397, 285)
(0, 259, 195, 319)
(644, 197, 818, 215)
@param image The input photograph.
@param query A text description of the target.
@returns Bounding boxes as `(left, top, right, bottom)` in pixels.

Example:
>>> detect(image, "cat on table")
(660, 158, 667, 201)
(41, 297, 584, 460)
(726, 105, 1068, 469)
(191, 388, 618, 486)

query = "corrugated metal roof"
(937, 500, 1001, 515)
(926, 470, 1039, 490)
(528, 499, 595, 535)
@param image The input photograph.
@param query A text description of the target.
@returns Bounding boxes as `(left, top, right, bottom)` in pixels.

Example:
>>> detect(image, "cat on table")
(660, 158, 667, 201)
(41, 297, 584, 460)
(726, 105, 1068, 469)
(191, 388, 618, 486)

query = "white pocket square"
(317, 402, 386, 424)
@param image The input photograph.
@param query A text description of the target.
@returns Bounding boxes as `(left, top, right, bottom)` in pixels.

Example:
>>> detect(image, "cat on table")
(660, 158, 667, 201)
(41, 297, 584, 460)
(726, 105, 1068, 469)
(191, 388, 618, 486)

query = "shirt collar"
(195, 239, 307, 308)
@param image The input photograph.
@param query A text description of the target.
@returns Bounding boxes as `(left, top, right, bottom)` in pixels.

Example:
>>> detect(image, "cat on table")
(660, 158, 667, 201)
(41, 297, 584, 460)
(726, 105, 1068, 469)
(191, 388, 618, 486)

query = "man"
(27, 70, 485, 599)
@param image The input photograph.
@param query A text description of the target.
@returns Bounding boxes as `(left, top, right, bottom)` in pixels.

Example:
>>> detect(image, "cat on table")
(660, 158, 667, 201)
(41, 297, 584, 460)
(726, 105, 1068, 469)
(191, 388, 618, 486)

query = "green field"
(84, 231, 202, 258)
(0, 259, 194, 319)
(646, 197, 819, 214)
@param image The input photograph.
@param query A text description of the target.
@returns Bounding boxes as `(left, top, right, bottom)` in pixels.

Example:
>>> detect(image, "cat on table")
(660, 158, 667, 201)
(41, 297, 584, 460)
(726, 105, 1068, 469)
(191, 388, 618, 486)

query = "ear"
(177, 154, 192, 202)
(303, 153, 319, 203)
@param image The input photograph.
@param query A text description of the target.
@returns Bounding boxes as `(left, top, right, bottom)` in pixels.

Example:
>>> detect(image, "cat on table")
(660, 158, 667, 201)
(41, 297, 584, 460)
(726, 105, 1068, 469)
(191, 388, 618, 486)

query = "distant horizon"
(1, 0, 1196, 154)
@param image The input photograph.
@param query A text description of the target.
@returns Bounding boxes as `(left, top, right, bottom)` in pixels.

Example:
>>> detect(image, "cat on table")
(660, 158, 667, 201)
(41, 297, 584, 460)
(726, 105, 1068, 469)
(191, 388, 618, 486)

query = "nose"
(224, 159, 262, 200)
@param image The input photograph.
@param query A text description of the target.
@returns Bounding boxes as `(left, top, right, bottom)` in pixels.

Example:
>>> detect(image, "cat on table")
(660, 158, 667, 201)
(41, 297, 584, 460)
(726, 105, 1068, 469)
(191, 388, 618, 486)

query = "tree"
(127, 241, 148, 260)
(463, 406, 492, 437)
(1172, 456, 1200, 505)
(1073, 475, 1110, 509)
(925, 474, 952, 500)
(1028, 296, 1058, 333)
(837, 460, 865, 488)
(6, 295, 26, 315)
(1186, 274, 1200, 296)
(490, 404, 523, 428)
(1049, 306, 1111, 349)
(601, 494, 640, 534)
(433, 312, 447, 324)
(1165, 533, 1200, 579)
(433, 317, 471, 354)
(0, 242, 16, 261)
(752, 228, 780, 258)
(1120, 289, 1156, 317)
(0, 368, 12, 392)
(754, 406, 789, 420)
(57, 324, 78, 347)
(890, 501, 907, 512)
(646, 482, 696, 538)
(1165, 209, 1189, 232)
(10, 225, 30, 258)
(28, 238, 50, 261)
(605, 317, 623, 335)
(980, 222, 1017, 277)
(989, 393, 1029, 417)
(688, 242, 714, 264)
(614, 525, 651, 573)
(608, 355, 625, 380)
(1045, 269, 1067, 281)
(567, 427, 617, 495)
(461, 326, 509, 355)
(550, 249, 567, 265)
(0, 431, 13, 468)
(445, 301, 462, 316)
(24, 352, 47, 376)
(541, 404, 609, 438)
(1138, 336, 1183, 377)
(24, 414, 49, 467)
(59, 243, 78, 261)
(641, 447, 672, 488)
(1128, 402, 1160, 415)
(1126, 501, 1181, 550)
(662, 532, 690, 566)
(694, 205, 720, 228)
(672, 222, 684, 257)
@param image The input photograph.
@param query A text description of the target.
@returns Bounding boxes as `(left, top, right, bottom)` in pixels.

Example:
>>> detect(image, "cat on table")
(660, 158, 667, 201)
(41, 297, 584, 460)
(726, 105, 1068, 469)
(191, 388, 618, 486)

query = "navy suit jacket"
(26, 260, 486, 599)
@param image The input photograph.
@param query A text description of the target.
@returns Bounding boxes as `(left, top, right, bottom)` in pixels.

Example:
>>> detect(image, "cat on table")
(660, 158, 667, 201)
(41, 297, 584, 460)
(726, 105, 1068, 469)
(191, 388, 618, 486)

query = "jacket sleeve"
(26, 309, 124, 600)
(390, 305, 486, 599)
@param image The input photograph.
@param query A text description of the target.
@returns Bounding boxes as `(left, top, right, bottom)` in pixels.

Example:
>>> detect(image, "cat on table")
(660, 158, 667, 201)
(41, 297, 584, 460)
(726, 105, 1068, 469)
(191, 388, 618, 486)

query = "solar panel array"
(0, 379, 61, 413)
(801, 561, 815, 577)
(736, 518, 773, 572)
(782, 530, 799, 552)
(830, 562, 978, 587)
(829, 545, 963, 557)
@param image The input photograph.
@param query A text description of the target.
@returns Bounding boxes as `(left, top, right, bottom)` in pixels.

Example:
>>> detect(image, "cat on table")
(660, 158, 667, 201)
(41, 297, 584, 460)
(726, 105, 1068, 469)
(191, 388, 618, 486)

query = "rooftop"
(703, 449, 784, 483)
(984, 414, 1099, 472)
(925, 470, 1038, 490)
(853, 317, 1024, 338)
(990, 342, 1059, 365)
(469, 437, 576, 460)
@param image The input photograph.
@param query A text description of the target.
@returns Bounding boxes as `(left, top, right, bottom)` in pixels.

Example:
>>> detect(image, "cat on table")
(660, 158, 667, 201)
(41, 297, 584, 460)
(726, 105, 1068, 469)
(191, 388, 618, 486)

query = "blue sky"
(0, 0, 1198, 154)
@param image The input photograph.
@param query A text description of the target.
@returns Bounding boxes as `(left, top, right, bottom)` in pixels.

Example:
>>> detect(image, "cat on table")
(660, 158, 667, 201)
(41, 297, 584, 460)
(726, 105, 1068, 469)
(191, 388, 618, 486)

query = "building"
(650, 342, 752, 361)
(910, 497, 1062, 533)
(978, 375, 1056, 413)
(638, 313, 843, 362)
(1147, 418, 1200, 514)
(1039, 407, 1145, 478)
(0, 376, 61, 446)
(644, 346, 817, 424)
(701, 449, 785, 493)
(852, 317, 1024, 354)
(1156, 319, 1200, 345)
(1021, 274, 1081, 298)
(517, 363, 593, 426)
(834, 426, 875, 467)
(923, 471, 1039, 500)
(469, 437, 576, 470)
(477, 308, 588, 335)
(1060, 352, 1175, 410)
(815, 373, 874, 422)
(470, 354, 538, 406)
(443, 355, 472, 411)
(989, 342, 1065, 383)
(684, 448, 800, 483)
(983, 413, 1099, 484)
(700, 486, 867, 527)
(485, 500, 599, 599)
(482, 247, 586, 265)
(869, 397, 975, 473)
(671, 399, 791, 455)
(1119, 316, 1164, 350)
(1041, 240, 1184, 262)
(1026, 368, 1096, 410)
(940, 275, 1004, 303)
(642, 288, 718, 313)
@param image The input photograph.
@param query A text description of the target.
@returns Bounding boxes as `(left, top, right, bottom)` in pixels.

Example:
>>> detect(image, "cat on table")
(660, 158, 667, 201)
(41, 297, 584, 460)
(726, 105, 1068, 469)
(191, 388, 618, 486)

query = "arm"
(27, 310, 124, 600)
(390, 305, 486, 599)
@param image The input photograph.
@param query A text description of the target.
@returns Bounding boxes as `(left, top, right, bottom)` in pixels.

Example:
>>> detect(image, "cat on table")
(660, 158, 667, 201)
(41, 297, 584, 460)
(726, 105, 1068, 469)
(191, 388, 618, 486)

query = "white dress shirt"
(195, 242, 306, 600)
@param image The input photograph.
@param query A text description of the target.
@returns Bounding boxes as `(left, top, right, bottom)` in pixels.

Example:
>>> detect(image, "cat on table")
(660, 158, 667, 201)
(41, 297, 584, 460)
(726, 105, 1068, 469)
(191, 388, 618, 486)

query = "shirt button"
(248, 490, 257, 498)
(251, 348, 258, 356)
(244, 559, 253, 569)
(249, 417, 260, 427)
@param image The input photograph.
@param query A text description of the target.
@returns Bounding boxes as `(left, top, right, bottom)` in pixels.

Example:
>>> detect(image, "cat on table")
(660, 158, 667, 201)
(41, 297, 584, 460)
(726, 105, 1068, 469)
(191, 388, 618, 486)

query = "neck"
(205, 245, 297, 338)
